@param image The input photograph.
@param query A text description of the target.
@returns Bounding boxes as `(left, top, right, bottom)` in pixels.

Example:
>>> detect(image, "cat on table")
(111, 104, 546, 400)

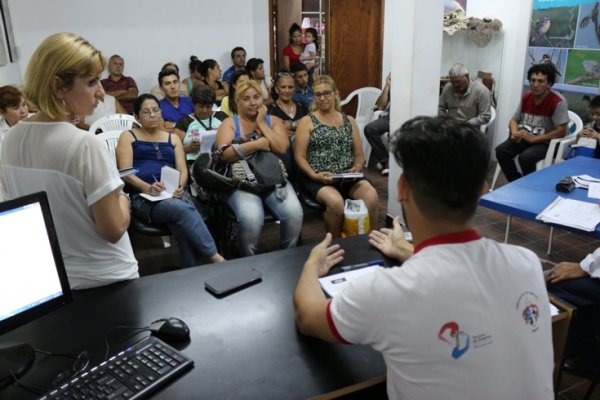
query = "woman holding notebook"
(116, 93, 224, 267)
(294, 75, 378, 238)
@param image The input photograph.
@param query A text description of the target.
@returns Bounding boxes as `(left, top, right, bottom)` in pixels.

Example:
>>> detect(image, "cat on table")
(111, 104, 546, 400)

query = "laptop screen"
(0, 192, 72, 335)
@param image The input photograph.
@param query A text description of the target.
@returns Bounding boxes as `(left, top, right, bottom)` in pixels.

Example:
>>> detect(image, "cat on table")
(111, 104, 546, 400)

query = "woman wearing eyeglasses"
(294, 75, 379, 238)
(216, 80, 303, 257)
(116, 93, 224, 267)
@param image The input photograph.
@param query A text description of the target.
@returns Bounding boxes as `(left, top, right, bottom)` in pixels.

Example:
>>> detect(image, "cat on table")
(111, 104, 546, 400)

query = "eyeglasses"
(314, 90, 333, 99)
(140, 107, 161, 116)
(276, 72, 294, 78)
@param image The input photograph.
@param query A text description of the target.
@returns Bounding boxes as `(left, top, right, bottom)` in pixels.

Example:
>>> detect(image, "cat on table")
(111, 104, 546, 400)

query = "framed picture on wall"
(0, 0, 16, 63)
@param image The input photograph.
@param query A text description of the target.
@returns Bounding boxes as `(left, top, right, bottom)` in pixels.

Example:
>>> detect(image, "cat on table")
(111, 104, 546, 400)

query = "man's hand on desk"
(547, 261, 588, 283)
(306, 232, 346, 277)
(368, 217, 414, 262)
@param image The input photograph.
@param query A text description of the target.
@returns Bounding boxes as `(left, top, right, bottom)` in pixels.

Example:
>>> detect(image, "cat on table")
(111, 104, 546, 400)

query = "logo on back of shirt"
(438, 321, 470, 359)
(517, 291, 541, 332)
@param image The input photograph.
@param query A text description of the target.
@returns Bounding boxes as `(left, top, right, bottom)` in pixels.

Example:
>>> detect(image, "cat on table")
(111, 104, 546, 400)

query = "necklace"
(278, 100, 296, 119)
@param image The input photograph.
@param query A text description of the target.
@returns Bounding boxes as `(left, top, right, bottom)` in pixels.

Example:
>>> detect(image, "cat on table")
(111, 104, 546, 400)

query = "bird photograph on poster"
(530, 6, 578, 48)
(526, 47, 567, 83)
(576, 2, 600, 49)
(564, 48, 600, 87)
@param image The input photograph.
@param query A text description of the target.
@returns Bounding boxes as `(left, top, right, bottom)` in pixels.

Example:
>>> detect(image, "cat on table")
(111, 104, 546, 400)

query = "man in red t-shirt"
(495, 63, 569, 182)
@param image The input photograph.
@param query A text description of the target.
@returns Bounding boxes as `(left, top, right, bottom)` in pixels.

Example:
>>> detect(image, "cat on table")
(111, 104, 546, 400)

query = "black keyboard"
(40, 336, 194, 400)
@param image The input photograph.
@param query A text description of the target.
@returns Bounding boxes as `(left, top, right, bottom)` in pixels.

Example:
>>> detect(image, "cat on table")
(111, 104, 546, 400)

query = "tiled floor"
(130, 161, 600, 399)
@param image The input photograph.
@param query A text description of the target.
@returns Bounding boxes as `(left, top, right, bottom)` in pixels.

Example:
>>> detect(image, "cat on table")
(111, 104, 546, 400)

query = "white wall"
(3, 0, 270, 92)
(466, 0, 533, 151)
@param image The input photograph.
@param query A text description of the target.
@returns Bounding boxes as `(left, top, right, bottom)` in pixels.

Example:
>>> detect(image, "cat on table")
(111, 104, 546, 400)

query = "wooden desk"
(0, 235, 388, 399)
(551, 295, 575, 390)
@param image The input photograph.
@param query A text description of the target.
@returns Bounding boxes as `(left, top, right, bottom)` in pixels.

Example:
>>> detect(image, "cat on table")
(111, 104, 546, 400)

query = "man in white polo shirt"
(294, 116, 553, 399)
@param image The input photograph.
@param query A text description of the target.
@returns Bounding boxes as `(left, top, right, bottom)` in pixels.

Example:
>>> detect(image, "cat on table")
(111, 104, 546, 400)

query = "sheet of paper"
(138, 166, 181, 202)
(318, 265, 379, 297)
(550, 303, 559, 317)
(536, 196, 600, 231)
(589, 182, 600, 199)
(200, 131, 217, 154)
(161, 165, 180, 194)
(330, 172, 364, 179)
(573, 174, 600, 189)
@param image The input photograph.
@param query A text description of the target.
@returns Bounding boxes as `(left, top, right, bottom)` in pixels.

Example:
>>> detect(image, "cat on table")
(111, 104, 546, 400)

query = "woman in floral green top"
(294, 75, 378, 238)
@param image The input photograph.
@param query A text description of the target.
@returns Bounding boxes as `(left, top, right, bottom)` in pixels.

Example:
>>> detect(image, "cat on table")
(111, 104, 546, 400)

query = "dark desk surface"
(480, 156, 600, 237)
(1, 235, 387, 399)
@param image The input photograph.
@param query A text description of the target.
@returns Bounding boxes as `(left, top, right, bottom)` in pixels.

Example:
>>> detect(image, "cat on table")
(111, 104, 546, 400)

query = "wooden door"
(328, 0, 384, 100)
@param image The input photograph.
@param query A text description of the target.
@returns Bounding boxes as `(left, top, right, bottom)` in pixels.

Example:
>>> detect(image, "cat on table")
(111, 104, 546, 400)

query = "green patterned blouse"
(306, 113, 354, 174)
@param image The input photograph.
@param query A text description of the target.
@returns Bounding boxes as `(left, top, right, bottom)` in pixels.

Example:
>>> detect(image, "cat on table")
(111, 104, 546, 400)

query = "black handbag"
(229, 143, 288, 195)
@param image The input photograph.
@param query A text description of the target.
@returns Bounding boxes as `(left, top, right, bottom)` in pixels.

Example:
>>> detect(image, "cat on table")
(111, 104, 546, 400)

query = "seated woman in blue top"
(116, 93, 224, 266)
(215, 80, 303, 256)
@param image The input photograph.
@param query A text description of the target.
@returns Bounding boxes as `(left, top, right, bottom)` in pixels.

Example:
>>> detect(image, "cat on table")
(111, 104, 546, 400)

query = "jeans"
(495, 138, 549, 182)
(131, 191, 218, 268)
(364, 114, 390, 163)
(224, 182, 303, 256)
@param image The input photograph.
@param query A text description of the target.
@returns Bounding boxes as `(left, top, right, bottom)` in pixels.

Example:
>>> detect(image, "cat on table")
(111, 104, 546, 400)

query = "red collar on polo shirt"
(413, 230, 480, 254)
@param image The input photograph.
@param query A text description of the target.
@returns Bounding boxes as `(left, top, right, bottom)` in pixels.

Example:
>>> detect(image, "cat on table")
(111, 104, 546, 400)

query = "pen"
(153, 175, 159, 183)
(340, 259, 383, 272)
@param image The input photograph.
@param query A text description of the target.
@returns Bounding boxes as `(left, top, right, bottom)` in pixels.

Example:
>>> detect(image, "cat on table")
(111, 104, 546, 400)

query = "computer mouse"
(149, 317, 191, 343)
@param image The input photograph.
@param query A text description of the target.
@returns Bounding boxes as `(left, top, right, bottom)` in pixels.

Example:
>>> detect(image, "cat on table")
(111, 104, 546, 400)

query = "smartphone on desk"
(205, 267, 262, 298)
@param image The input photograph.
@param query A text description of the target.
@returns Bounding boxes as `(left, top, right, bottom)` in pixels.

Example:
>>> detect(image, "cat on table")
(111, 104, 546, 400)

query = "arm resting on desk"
(294, 234, 345, 343)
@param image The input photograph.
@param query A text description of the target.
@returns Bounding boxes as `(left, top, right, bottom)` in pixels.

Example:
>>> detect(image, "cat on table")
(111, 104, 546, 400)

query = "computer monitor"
(0, 191, 72, 388)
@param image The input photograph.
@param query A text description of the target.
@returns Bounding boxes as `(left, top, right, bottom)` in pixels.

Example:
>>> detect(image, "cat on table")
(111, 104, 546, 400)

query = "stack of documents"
(318, 265, 379, 297)
(536, 196, 600, 231)
(572, 174, 600, 189)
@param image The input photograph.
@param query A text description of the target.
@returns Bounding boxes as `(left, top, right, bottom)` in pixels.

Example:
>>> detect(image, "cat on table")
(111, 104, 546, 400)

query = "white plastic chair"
(95, 130, 122, 167)
(89, 113, 137, 134)
(480, 106, 497, 157)
(480, 106, 496, 134)
(340, 87, 382, 166)
(490, 110, 583, 191)
(554, 111, 584, 163)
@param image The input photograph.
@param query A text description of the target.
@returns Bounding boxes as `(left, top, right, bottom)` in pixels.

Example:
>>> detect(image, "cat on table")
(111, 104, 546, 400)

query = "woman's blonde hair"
(24, 32, 106, 119)
(234, 80, 263, 104)
(311, 75, 341, 112)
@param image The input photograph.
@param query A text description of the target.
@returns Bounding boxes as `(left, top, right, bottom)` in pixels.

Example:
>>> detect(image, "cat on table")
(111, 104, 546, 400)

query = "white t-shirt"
(301, 42, 316, 64)
(328, 231, 553, 400)
(0, 121, 138, 289)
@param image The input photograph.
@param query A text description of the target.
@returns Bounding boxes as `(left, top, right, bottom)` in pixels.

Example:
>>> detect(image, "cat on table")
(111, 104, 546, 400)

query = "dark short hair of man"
(590, 95, 600, 109)
(231, 46, 246, 59)
(158, 69, 179, 86)
(391, 116, 490, 223)
(291, 62, 308, 74)
(527, 63, 556, 86)
(191, 85, 216, 106)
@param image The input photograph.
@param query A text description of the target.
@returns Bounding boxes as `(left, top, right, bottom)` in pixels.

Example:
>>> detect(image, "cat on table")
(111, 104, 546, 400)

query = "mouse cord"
(103, 325, 150, 361)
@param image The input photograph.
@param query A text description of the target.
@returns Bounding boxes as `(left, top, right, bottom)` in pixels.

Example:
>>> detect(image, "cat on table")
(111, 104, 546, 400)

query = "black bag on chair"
(228, 143, 288, 196)
(191, 152, 237, 194)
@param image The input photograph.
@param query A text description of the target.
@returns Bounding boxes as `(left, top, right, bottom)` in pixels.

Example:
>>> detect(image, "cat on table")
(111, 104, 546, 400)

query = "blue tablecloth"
(480, 156, 600, 237)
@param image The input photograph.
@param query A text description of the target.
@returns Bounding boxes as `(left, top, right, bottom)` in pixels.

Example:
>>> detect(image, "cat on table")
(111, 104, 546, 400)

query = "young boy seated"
(574, 95, 600, 158)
